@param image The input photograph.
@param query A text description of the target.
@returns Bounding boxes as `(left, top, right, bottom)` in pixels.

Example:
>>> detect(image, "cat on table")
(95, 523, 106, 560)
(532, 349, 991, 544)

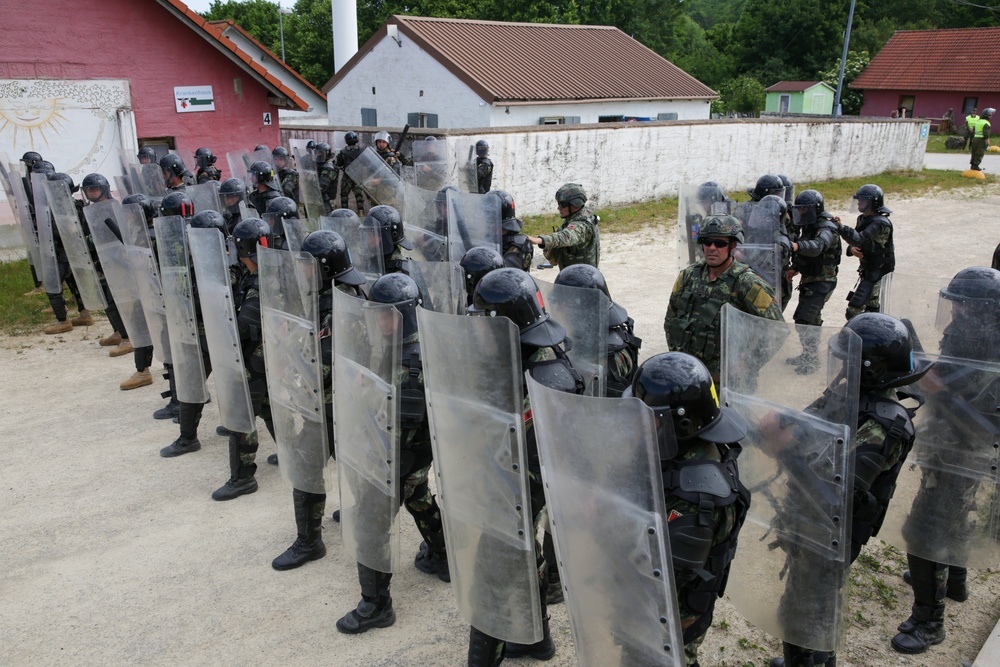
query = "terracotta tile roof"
(324, 15, 716, 102)
(765, 81, 826, 93)
(851, 27, 1000, 92)
(207, 19, 326, 100)
(155, 0, 310, 111)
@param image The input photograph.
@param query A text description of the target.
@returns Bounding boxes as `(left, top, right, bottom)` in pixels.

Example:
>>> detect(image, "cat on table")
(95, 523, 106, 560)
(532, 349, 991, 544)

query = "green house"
(764, 81, 835, 115)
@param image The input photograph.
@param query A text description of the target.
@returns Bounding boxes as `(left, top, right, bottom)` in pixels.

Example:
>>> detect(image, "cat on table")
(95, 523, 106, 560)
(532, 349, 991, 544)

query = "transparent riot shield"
(411, 139, 448, 190)
(333, 289, 403, 573)
(187, 181, 221, 214)
(259, 247, 334, 494)
(736, 243, 783, 308)
(281, 217, 310, 252)
(129, 163, 166, 197)
(154, 216, 209, 403)
(120, 203, 170, 361)
(288, 139, 311, 163)
(738, 198, 783, 246)
(401, 183, 442, 234)
(294, 148, 326, 221)
(7, 164, 42, 274)
(113, 175, 133, 198)
(42, 180, 106, 311)
(346, 147, 404, 208)
(721, 306, 861, 653)
(676, 184, 732, 267)
(527, 375, 685, 667)
(187, 227, 255, 433)
(321, 213, 384, 282)
(409, 260, 463, 315)
(446, 189, 502, 264)
(83, 201, 152, 349)
(417, 309, 543, 645)
(31, 173, 61, 294)
(226, 150, 254, 187)
(877, 272, 1000, 567)
(535, 279, 608, 397)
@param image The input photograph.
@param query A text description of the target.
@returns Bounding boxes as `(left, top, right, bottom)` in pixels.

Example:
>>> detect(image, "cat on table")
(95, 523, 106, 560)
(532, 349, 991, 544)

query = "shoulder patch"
(746, 283, 774, 311)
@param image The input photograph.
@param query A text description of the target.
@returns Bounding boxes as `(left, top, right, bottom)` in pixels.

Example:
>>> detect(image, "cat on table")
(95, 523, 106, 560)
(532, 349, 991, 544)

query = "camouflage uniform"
(336, 145, 365, 214)
(838, 211, 894, 321)
(476, 156, 493, 194)
(318, 160, 340, 214)
(384, 245, 410, 275)
(665, 260, 784, 381)
(277, 167, 299, 204)
(231, 267, 274, 477)
(540, 207, 600, 270)
(791, 212, 841, 326)
(196, 166, 221, 184)
(377, 147, 410, 176)
(502, 229, 534, 271)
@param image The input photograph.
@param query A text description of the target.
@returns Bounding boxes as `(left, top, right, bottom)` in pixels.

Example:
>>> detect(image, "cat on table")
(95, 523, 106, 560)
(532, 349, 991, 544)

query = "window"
(139, 137, 173, 158)
(361, 108, 377, 126)
(406, 112, 438, 128)
(599, 115, 624, 122)
(963, 97, 979, 114)
(657, 112, 678, 121)
(539, 116, 580, 125)
(779, 94, 790, 114)
(898, 95, 915, 117)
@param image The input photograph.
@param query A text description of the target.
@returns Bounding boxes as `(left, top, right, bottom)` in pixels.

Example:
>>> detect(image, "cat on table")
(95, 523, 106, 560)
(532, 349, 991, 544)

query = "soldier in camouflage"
(665, 215, 784, 382)
(491, 190, 533, 271)
(374, 131, 411, 175)
(626, 352, 750, 667)
(784, 190, 842, 374)
(474, 139, 493, 194)
(315, 142, 339, 213)
(271, 147, 299, 204)
(527, 183, 600, 270)
(361, 205, 412, 275)
(159, 154, 189, 192)
(248, 161, 282, 216)
(194, 148, 221, 184)
(335, 131, 365, 214)
(835, 184, 894, 321)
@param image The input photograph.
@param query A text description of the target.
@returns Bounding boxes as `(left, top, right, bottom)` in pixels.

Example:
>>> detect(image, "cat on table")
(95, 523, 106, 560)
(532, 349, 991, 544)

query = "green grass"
(924, 133, 962, 153)
(0, 258, 53, 335)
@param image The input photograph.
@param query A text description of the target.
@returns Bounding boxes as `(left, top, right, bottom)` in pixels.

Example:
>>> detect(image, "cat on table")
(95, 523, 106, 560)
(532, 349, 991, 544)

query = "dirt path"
(1, 186, 998, 666)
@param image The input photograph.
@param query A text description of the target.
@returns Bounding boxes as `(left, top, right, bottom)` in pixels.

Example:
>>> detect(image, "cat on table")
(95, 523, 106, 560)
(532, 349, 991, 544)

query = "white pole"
(331, 0, 359, 73)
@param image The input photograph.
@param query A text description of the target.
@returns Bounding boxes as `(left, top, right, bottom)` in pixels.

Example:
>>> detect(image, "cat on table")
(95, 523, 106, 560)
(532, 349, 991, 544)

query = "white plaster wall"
(442, 119, 930, 216)
(327, 37, 491, 128)
(490, 99, 711, 126)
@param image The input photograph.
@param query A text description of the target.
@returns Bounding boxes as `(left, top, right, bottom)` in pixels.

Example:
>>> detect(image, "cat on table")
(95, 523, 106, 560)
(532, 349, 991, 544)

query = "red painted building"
(852, 28, 1000, 121)
(0, 0, 307, 185)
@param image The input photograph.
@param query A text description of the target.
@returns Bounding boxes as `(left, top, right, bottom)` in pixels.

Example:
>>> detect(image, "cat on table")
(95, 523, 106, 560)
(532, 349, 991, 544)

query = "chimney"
(331, 0, 359, 73)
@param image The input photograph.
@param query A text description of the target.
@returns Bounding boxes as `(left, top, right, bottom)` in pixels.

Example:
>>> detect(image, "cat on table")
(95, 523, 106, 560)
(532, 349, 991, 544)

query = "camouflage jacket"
(277, 168, 299, 202)
(235, 269, 266, 375)
(196, 166, 221, 184)
(541, 207, 600, 269)
(838, 212, 894, 280)
(665, 259, 784, 379)
(476, 156, 493, 194)
(318, 160, 339, 199)
(792, 215, 841, 284)
(502, 232, 533, 271)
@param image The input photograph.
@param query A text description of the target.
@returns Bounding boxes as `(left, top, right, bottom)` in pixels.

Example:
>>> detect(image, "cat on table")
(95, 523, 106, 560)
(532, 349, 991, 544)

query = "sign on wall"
(174, 86, 215, 113)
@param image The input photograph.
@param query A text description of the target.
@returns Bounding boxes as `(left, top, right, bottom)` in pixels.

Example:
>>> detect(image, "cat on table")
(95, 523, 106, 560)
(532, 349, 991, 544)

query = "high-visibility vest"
(967, 114, 980, 130)
(974, 117, 991, 138)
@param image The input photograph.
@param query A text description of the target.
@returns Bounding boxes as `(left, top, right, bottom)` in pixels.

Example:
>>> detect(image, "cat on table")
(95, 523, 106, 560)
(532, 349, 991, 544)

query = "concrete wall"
(489, 99, 711, 126)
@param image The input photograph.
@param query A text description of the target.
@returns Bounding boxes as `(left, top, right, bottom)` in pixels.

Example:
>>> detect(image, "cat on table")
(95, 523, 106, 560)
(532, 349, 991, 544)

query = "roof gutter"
(496, 96, 717, 106)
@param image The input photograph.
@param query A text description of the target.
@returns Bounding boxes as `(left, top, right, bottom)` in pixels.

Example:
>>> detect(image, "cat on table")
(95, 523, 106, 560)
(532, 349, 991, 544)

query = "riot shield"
(42, 180, 106, 311)
(401, 183, 442, 234)
(113, 175, 133, 198)
(321, 213, 384, 282)
(535, 279, 608, 397)
(83, 201, 152, 349)
(288, 138, 311, 163)
(187, 181, 221, 214)
(187, 227, 255, 433)
(676, 184, 733, 267)
(258, 247, 334, 494)
(738, 198, 783, 246)
(735, 243, 783, 308)
(226, 151, 252, 185)
(346, 147, 404, 208)
(411, 139, 448, 190)
(527, 375, 685, 667)
(154, 216, 209, 403)
(877, 272, 1000, 567)
(129, 163, 166, 197)
(721, 306, 861, 653)
(417, 308, 544, 645)
(294, 148, 325, 221)
(446, 189, 502, 264)
(333, 289, 403, 573)
(7, 163, 42, 271)
(119, 202, 171, 361)
(31, 173, 61, 294)
(408, 260, 463, 314)
(282, 217, 310, 252)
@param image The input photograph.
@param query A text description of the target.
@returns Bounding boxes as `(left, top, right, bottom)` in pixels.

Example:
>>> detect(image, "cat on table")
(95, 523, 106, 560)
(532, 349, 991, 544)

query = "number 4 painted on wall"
(262, 112, 272, 126)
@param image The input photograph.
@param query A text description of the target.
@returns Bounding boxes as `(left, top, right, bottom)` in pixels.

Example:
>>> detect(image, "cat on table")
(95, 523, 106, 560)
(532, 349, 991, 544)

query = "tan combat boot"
(71, 309, 94, 326)
(109, 338, 134, 358)
(99, 331, 122, 347)
(121, 368, 153, 390)
(44, 320, 73, 335)
(24, 286, 44, 296)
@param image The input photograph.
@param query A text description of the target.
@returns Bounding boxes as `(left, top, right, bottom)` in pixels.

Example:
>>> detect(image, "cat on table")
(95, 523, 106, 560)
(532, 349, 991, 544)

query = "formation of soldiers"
(3, 143, 999, 667)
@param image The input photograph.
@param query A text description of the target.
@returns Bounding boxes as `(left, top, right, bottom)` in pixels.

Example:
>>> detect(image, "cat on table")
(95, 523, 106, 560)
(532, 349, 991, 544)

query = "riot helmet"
(374, 131, 390, 149)
(305, 140, 317, 151)
(470, 268, 567, 348)
(194, 147, 216, 169)
(983, 108, 996, 119)
(475, 139, 489, 157)
(160, 191, 195, 218)
(697, 214, 744, 244)
(271, 146, 289, 168)
(254, 144, 270, 153)
(219, 177, 246, 199)
(190, 210, 227, 234)
(490, 190, 521, 232)
(21, 151, 43, 169)
(937, 266, 1000, 349)
(159, 154, 186, 180)
(361, 205, 412, 251)
(626, 352, 748, 448)
(747, 174, 785, 201)
(459, 246, 504, 304)
(263, 196, 298, 249)
(832, 313, 933, 389)
(852, 184, 884, 213)
(777, 174, 795, 207)
(554, 264, 629, 327)
(792, 189, 824, 226)
(370, 273, 422, 338)
(696, 181, 730, 215)
(137, 146, 158, 164)
(122, 193, 157, 224)
(759, 194, 788, 219)
(313, 142, 331, 164)
(48, 172, 78, 194)
(81, 173, 111, 202)
(232, 217, 271, 262)
(248, 160, 277, 189)
(33, 161, 56, 175)
(301, 229, 365, 288)
(344, 131, 359, 146)
(555, 183, 587, 209)
(328, 207, 361, 227)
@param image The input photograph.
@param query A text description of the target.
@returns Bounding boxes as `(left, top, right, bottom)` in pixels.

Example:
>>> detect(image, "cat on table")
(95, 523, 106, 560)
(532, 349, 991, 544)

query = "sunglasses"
(699, 238, 731, 248)
(557, 201, 571, 208)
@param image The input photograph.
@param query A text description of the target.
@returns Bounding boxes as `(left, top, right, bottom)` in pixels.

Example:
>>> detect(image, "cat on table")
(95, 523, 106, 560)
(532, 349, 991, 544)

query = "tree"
(203, 0, 283, 49)
(820, 50, 870, 116)
(719, 75, 765, 115)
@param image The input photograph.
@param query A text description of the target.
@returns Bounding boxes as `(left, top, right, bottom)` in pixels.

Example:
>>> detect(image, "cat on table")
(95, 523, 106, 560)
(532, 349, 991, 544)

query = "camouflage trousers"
(402, 463, 446, 555)
(339, 175, 365, 214)
(846, 277, 881, 321)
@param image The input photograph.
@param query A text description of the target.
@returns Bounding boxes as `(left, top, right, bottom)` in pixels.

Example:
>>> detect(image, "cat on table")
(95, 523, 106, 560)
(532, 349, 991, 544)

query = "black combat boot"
(891, 604, 946, 654)
(411, 498, 450, 582)
(503, 615, 555, 660)
(543, 531, 563, 604)
(336, 564, 395, 634)
(212, 433, 258, 500)
(770, 644, 833, 666)
(272, 490, 327, 570)
(468, 627, 505, 667)
(153, 365, 180, 419)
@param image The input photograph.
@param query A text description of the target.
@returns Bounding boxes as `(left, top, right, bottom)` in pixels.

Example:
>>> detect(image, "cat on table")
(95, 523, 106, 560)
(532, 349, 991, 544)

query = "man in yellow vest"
(970, 108, 994, 171)
(964, 108, 979, 150)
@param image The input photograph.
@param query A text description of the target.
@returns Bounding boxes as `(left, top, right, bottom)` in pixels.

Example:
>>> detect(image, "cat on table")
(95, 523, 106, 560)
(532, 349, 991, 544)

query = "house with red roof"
(322, 16, 718, 128)
(851, 27, 1000, 119)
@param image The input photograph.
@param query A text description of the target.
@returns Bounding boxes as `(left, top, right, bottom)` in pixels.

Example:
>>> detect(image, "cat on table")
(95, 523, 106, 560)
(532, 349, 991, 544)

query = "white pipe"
(331, 0, 359, 73)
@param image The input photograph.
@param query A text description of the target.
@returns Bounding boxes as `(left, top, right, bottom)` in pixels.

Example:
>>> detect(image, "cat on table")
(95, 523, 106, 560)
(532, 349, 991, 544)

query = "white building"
(323, 16, 717, 128)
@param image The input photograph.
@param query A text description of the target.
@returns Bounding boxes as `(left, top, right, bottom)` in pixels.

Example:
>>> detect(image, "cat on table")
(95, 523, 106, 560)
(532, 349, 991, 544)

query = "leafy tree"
(284, 0, 335, 87)
(203, 0, 283, 48)
(670, 15, 733, 89)
(820, 50, 869, 116)
(719, 75, 765, 115)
